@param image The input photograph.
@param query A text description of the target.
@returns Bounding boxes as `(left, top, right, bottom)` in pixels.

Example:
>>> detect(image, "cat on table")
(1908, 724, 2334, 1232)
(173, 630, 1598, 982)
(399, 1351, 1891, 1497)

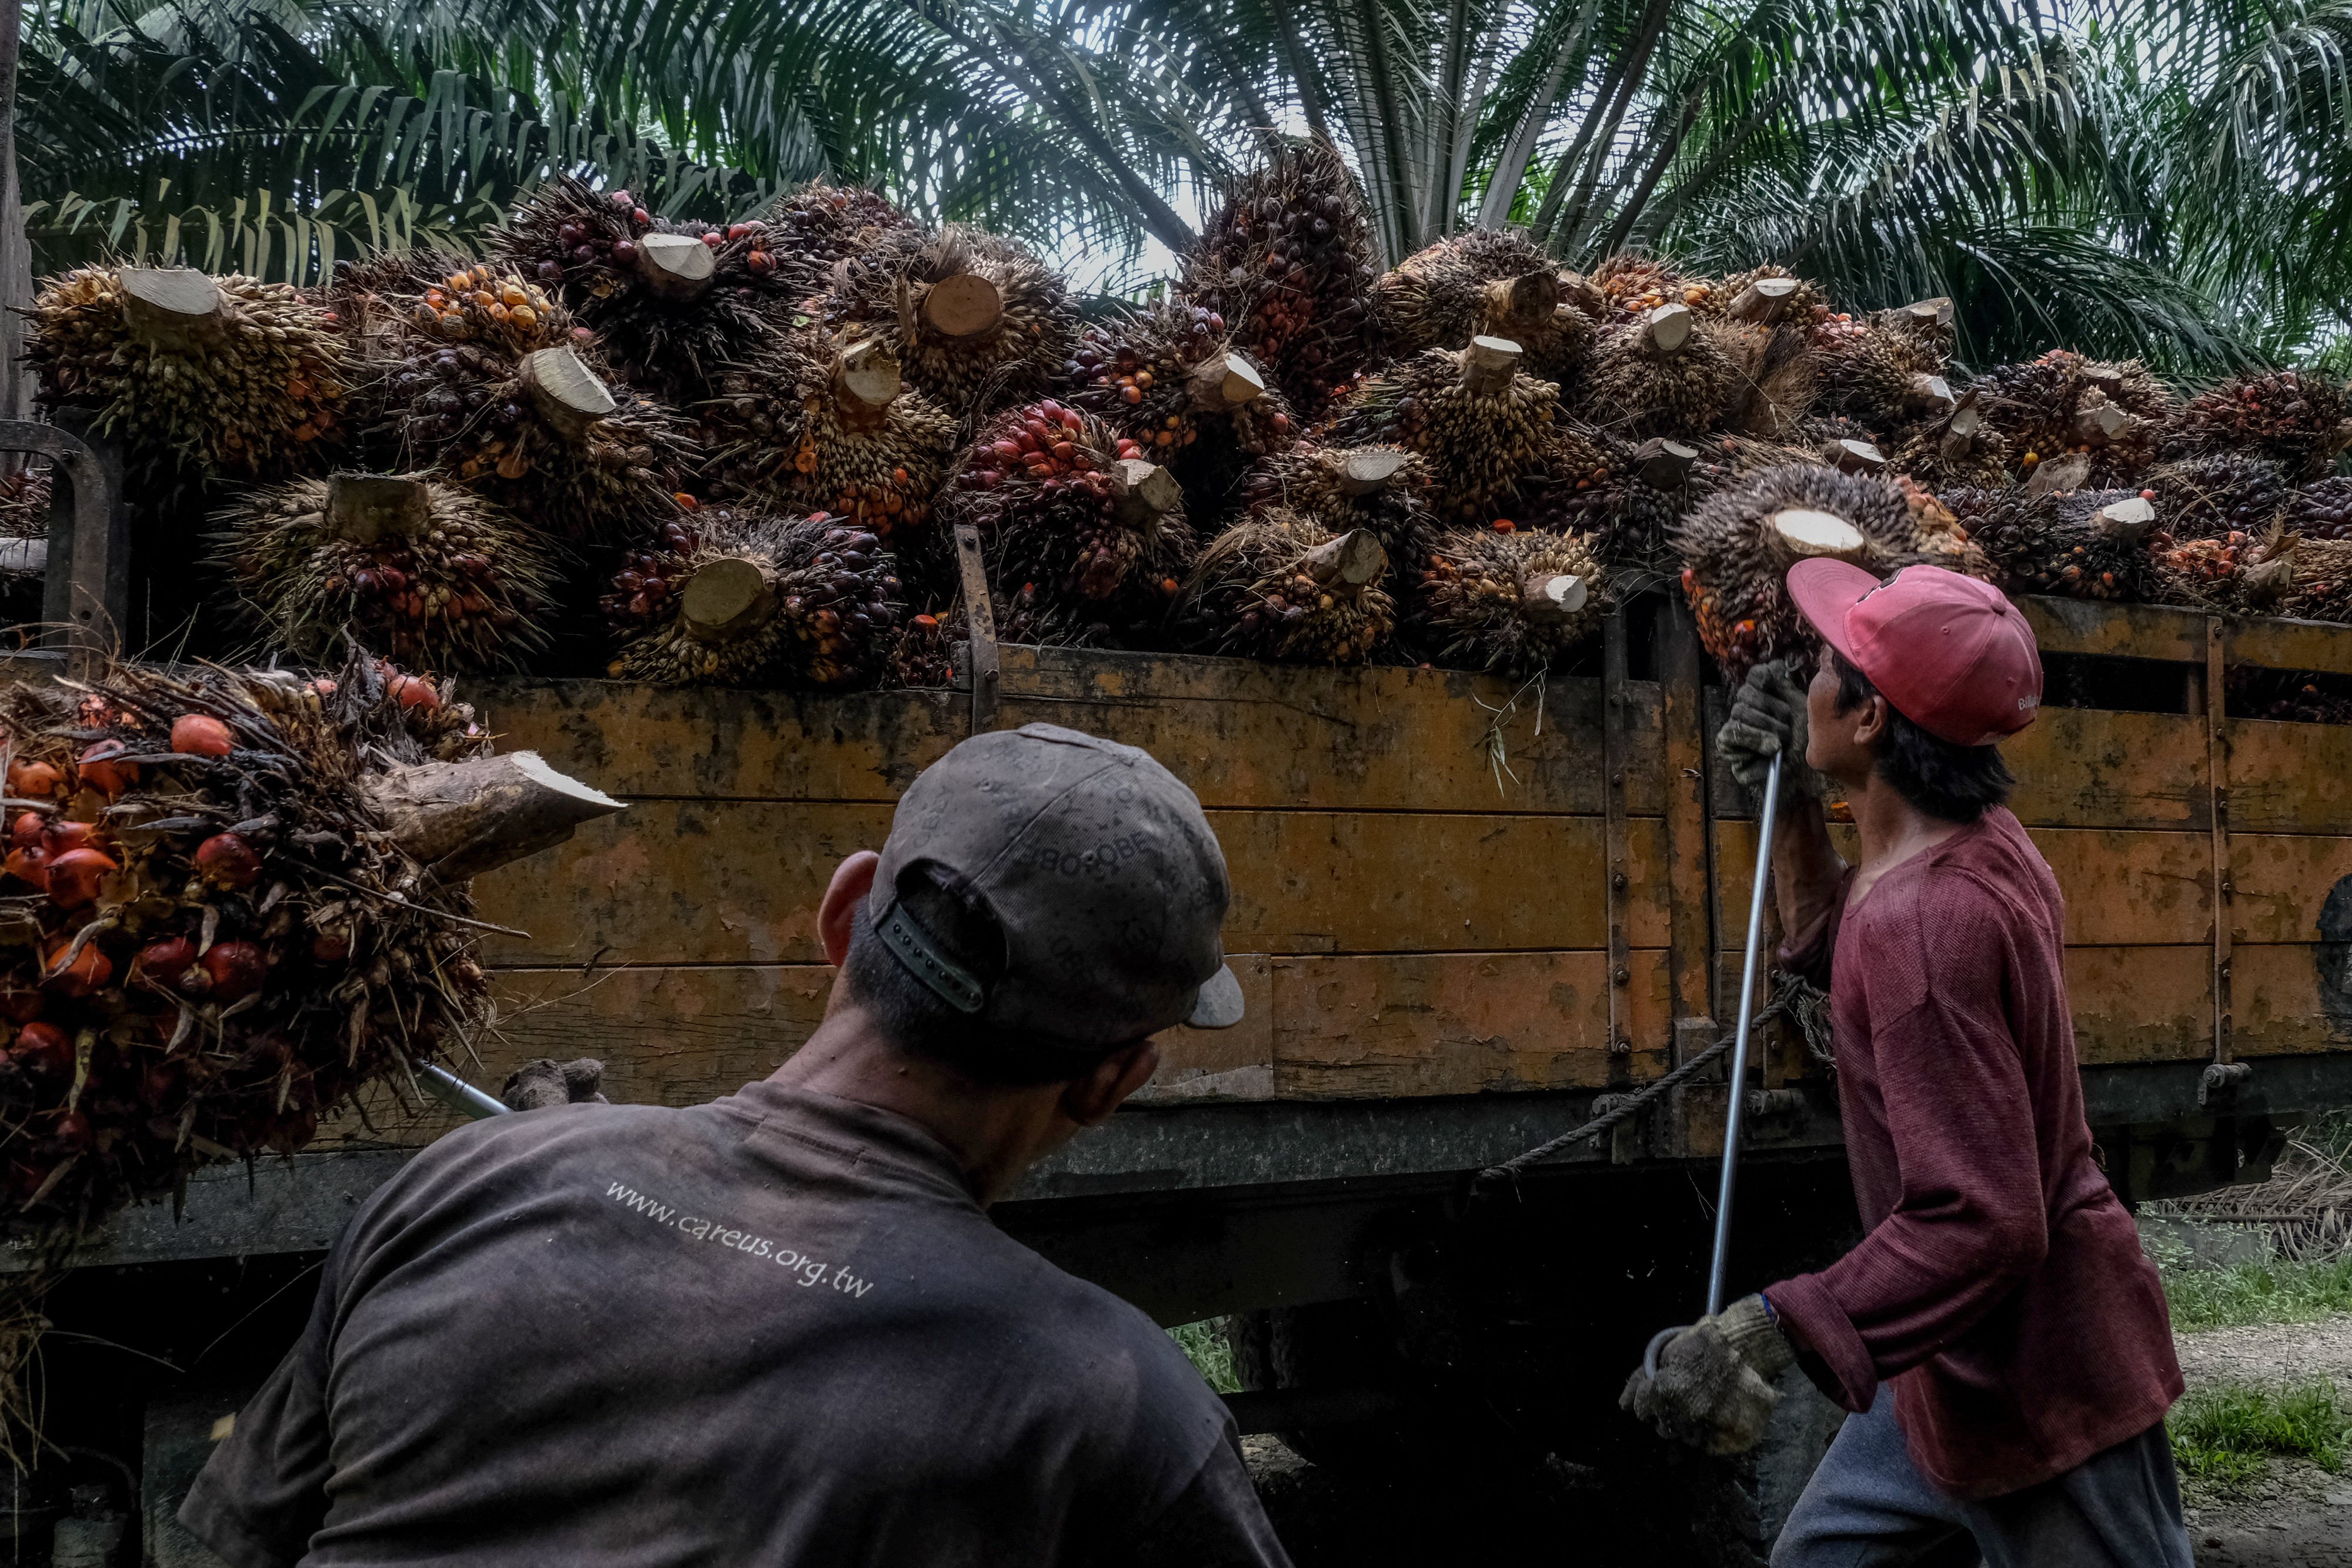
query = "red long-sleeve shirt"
(1764, 807, 2182, 1500)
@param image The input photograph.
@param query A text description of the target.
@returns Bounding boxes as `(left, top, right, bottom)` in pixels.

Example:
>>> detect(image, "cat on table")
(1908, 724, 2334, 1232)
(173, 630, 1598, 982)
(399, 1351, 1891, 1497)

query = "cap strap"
(874, 897, 986, 1014)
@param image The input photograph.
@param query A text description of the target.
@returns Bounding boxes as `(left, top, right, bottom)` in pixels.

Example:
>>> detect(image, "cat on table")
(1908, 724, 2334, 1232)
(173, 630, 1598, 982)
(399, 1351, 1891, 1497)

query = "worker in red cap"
(1621, 563, 2192, 1566)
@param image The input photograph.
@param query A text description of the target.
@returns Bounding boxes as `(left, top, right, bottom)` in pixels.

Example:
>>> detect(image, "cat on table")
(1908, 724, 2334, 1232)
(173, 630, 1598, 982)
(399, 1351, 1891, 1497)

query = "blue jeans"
(1772, 1391, 2194, 1567)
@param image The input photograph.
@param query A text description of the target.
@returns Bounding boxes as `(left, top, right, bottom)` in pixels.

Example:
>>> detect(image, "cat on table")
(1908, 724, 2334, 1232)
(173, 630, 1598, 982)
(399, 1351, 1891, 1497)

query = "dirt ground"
(1241, 1313, 2352, 1566)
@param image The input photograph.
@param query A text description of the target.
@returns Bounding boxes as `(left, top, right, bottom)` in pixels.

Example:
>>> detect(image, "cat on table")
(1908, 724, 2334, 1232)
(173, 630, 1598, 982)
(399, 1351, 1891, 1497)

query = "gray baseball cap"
(868, 723, 1243, 1047)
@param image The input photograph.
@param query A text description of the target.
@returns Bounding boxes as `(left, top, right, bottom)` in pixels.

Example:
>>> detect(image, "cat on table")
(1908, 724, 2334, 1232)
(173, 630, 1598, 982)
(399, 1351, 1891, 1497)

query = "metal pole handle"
(417, 1061, 512, 1120)
(1706, 750, 1782, 1317)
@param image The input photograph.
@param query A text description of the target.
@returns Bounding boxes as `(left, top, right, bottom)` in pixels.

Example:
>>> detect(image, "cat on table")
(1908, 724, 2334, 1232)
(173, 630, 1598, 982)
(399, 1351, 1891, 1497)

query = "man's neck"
(769, 1009, 1063, 1206)
(1843, 771, 1969, 900)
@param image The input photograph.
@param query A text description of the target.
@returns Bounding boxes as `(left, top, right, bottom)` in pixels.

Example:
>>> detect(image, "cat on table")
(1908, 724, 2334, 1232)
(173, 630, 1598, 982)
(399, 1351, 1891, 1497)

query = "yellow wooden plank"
(2003, 709, 2208, 831)
(2229, 834, 2352, 944)
(2019, 597, 2204, 663)
(2226, 614, 2352, 679)
(2066, 945, 2213, 1066)
(2230, 944, 2352, 1057)
(2225, 720, 2352, 835)
(1270, 948, 1672, 1099)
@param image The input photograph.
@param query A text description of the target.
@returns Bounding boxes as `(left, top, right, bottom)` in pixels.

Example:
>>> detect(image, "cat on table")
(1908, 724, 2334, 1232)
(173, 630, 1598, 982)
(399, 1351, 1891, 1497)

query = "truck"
(12, 424, 2352, 1564)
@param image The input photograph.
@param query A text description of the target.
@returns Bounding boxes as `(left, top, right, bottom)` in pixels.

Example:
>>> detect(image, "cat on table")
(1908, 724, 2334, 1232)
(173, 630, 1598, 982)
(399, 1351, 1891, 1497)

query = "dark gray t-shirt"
(182, 1083, 1288, 1567)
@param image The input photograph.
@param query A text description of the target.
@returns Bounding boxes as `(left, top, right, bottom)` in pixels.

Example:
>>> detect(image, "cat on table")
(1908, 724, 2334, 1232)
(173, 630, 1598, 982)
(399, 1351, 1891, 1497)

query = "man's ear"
(819, 851, 881, 968)
(1061, 1040, 1161, 1128)
(1851, 694, 1891, 750)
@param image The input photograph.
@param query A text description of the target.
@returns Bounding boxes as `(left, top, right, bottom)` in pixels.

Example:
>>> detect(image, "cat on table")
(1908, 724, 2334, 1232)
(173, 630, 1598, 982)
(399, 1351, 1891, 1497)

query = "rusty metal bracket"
(953, 521, 1001, 735)
(1601, 612, 1635, 1074)
(2204, 615, 2233, 1066)
(2, 419, 119, 678)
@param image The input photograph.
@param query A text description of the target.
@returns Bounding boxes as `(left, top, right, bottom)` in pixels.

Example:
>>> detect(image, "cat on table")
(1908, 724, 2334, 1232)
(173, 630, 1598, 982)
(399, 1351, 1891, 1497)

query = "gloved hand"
(1716, 660, 1820, 804)
(501, 1057, 610, 1111)
(1620, 1294, 1795, 1455)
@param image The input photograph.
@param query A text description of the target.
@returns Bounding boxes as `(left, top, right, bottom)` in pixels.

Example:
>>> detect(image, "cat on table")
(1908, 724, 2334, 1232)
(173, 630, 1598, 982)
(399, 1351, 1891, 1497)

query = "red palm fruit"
(76, 740, 138, 797)
(171, 714, 236, 757)
(0, 980, 42, 1025)
(43, 936, 111, 997)
(385, 674, 440, 710)
(137, 937, 199, 987)
(201, 941, 267, 1003)
(8, 813, 43, 852)
(4, 846, 45, 891)
(49, 1109, 92, 1152)
(6, 760, 63, 797)
(42, 820, 102, 858)
(45, 847, 115, 908)
(195, 833, 264, 890)
(13, 1021, 72, 1074)
(310, 932, 351, 962)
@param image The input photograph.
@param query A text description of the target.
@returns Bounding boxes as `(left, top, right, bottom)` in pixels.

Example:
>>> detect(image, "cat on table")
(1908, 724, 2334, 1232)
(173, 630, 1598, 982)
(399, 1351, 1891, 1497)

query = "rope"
(1474, 998, 1791, 1188)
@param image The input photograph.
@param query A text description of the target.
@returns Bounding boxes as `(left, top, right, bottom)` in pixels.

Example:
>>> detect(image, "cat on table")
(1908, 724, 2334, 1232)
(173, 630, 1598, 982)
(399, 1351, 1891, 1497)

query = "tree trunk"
(0, 0, 29, 426)
(363, 751, 625, 882)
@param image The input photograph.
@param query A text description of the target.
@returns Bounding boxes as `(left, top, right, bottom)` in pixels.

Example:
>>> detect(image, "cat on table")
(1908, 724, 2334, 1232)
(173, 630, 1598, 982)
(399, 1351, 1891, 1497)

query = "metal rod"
(1706, 750, 1782, 1316)
(417, 1061, 511, 1120)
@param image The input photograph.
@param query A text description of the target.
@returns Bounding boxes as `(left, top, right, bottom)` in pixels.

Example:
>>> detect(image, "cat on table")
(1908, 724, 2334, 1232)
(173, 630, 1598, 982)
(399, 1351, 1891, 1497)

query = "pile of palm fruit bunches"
(25, 142, 2352, 691)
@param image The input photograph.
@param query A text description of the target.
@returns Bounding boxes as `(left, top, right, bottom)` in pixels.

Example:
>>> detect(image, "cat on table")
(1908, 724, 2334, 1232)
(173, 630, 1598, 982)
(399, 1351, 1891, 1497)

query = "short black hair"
(838, 861, 1130, 1087)
(1830, 651, 2014, 823)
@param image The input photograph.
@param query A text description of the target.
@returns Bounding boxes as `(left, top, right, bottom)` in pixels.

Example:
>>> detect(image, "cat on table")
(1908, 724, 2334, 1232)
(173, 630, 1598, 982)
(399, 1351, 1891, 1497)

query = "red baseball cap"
(1785, 561, 2043, 745)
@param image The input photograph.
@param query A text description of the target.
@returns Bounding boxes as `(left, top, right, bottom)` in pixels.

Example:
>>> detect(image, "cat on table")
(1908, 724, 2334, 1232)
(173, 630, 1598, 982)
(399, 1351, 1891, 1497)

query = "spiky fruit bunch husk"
(1942, 486, 2151, 601)
(2168, 369, 2352, 482)
(1238, 443, 1441, 568)
(757, 180, 921, 303)
(1319, 347, 1562, 523)
(944, 402, 1197, 640)
(1585, 316, 1745, 439)
(325, 250, 470, 358)
(212, 478, 554, 673)
(1893, 476, 1998, 583)
(380, 328, 689, 546)
(694, 330, 958, 549)
(26, 268, 345, 478)
(0, 466, 48, 560)
(1063, 299, 1298, 507)
(1172, 509, 1394, 664)
(1972, 350, 2174, 486)
(1673, 464, 1926, 681)
(816, 224, 1076, 413)
(1371, 230, 1595, 388)
(1183, 138, 1381, 415)
(1697, 266, 1832, 327)
(2261, 534, 2352, 623)
(607, 509, 901, 687)
(2146, 453, 2290, 541)
(0, 467, 48, 633)
(1414, 526, 1606, 677)
(0, 650, 492, 1236)
(1589, 255, 1709, 322)
(886, 586, 1099, 688)
(2146, 529, 2255, 610)
(1532, 432, 1736, 577)
(1889, 416, 2010, 490)
(2287, 477, 2352, 541)
(492, 176, 791, 399)
(1809, 314, 1948, 435)
(1718, 323, 1820, 440)
(400, 263, 571, 356)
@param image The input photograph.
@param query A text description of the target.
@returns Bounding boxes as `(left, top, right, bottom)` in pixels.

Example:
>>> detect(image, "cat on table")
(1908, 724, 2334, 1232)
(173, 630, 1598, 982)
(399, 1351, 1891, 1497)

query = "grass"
(2170, 1380, 2352, 1491)
(2153, 1246, 2352, 1332)
(1171, 1319, 1241, 1394)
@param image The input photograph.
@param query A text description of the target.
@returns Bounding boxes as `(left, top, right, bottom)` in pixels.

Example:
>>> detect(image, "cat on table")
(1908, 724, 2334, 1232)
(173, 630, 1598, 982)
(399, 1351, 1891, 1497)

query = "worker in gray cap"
(182, 724, 1289, 1568)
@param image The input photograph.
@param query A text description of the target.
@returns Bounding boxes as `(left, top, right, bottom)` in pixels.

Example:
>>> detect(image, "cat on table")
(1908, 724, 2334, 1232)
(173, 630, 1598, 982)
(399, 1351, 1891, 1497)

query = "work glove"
(1716, 660, 1821, 805)
(1620, 1294, 1795, 1455)
(501, 1057, 610, 1110)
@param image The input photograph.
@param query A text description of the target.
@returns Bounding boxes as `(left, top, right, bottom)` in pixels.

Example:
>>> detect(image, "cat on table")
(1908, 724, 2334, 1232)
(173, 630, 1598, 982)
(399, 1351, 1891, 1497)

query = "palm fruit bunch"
(400, 262, 570, 355)
(1586, 303, 1743, 439)
(886, 585, 1097, 688)
(1588, 254, 1708, 323)
(324, 250, 469, 367)
(26, 266, 345, 478)
(494, 177, 790, 400)
(1716, 318, 1821, 441)
(1673, 464, 1926, 681)
(1063, 299, 1298, 510)
(1972, 350, 2173, 487)
(212, 474, 554, 674)
(757, 179, 921, 303)
(1576, 435, 1736, 574)
(1942, 484, 2156, 601)
(694, 331, 958, 564)
(1889, 393, 2009, 489)
(381, 316, 687, 547)
(1320, 340, 1561, 523)
(1238, 443, 1439, 571)
(2167, 369, 2352, 482)
(2286, 477, 2352, 541)
(606, 508, 901, 687)
(1893, 476, 1998, 583)
(2146, 529, 2253, 610)
(1412, 526, 1605, 678)
(2146, 452, 2290, 541)
(816, 224, 1076, 414)
(1183, 138, 1381, 416)
(2234, 532, 2352, 622)
(0, 647, 617, 1235)
(1371, 229, 1594, 389)
(944, 400, 1197, 640)
(0, 466, 49, 625)
(1810, 302, 1957, 438)
(1172, 510, 1393, 664)
(1697, 266, 1831, 329)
